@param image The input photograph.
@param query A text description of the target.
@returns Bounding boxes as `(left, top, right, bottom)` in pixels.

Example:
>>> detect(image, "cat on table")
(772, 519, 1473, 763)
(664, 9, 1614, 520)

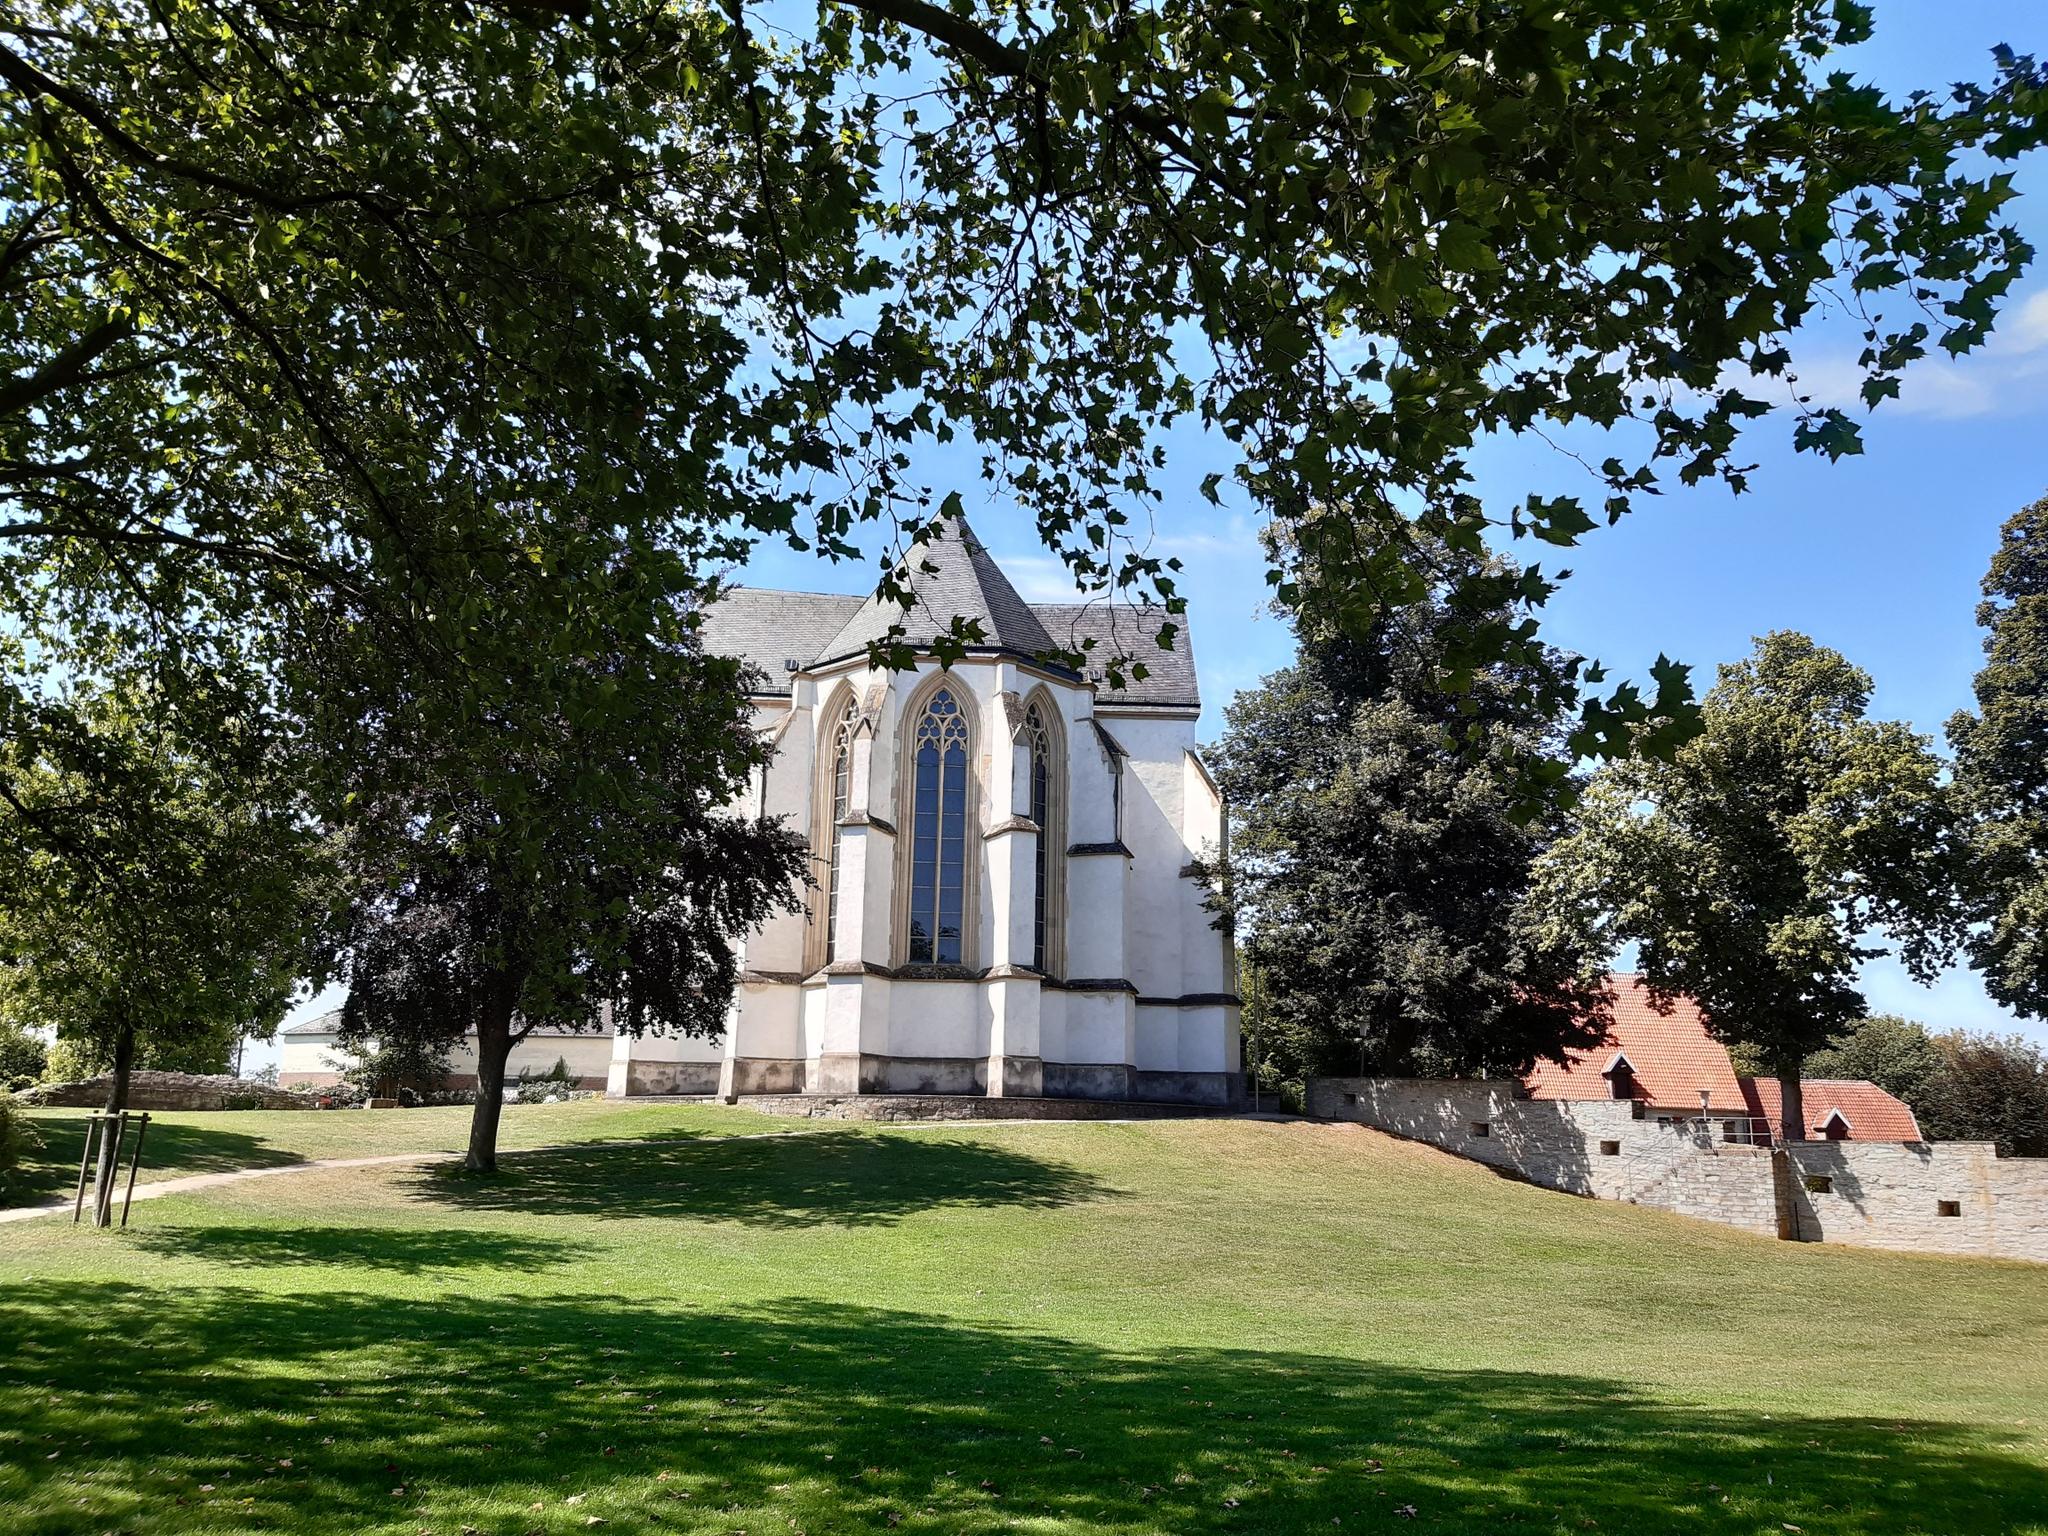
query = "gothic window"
(906, 687, 970, 964)
(823, 701, 858, 960)
(1026, 702, 1053, 972)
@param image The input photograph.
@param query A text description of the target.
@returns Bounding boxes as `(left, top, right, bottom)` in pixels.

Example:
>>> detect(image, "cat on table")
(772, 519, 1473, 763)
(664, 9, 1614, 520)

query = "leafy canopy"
(1533, 631, 1963, 1079)
(0, 679, 325, 1083)
(4, 2, 2047, 758)
(1948, 493, 2048, 1019)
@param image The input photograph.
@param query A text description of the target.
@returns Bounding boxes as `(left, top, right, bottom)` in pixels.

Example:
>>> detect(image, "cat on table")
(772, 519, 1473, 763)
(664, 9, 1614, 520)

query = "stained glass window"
(824, 703, 857, 959)
(907, 687, 969, 964)
(1027, 703, 1052, 971)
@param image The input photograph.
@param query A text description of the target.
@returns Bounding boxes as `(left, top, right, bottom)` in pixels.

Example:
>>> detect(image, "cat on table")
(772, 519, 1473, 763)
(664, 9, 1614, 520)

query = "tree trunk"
(91, 1022, 135, 1227)
(465, 986, 517, 1174)
(1381, 1013, 1418, 1077)
(1771, 1068, 1806, 1242)
(1777, 1070, 1806, 1143)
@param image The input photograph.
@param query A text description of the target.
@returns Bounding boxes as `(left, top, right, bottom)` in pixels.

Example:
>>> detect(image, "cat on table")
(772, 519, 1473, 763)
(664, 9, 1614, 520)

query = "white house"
(286, 517, 1243, 1106)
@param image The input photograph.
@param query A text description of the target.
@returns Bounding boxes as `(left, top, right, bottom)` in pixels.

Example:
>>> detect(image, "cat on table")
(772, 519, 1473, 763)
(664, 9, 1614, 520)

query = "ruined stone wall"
(1309, 1076, 2048, 1262)
(23, 1071, 303, 1111)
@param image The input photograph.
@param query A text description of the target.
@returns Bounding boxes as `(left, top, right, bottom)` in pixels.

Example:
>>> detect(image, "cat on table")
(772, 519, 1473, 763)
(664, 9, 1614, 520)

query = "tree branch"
(0, 314, 136, 416)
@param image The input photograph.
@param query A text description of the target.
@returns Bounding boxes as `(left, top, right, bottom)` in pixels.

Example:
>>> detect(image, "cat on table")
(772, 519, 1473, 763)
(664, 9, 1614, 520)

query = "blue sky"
(271, 3, 2048, 1054)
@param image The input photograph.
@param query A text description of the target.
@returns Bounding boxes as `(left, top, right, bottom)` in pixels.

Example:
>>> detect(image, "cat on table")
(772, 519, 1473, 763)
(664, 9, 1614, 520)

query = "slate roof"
(812, 517, 1055, 665)
(699, 588, 866, 691)
(281, 1008, 344, 1037)
(1522, 975, 1749, 1113)
(1740, 1077, 1923, 1143)
(701, 518, 1201, 710)
(1035, 602, 1200, 711)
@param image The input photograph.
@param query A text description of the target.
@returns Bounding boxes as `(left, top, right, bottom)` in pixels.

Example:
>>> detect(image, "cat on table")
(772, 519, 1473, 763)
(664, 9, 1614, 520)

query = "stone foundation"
(729, 1093, 1211, 1123)
(617, 1061, 723, 1097)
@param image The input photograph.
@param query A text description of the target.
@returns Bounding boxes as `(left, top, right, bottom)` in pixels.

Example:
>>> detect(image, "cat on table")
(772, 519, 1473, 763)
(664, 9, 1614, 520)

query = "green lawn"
(1, 1112, 2045, 1535)
(2, 1099, 802, 1209)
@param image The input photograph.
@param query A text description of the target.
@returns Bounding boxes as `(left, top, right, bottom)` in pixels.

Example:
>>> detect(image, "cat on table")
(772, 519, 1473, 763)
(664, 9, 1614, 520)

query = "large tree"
(1917, 1031, 2048, 1158)
(1948, 494, 2048, 1020)
(322, 627, 808, 1172)
(1803, 1014, 1946, 1111)
(1206, 562, 1611, 1088)
(1533, 631, 1964, 1143)
(5, 3, 2047, 763)
(0, 678, 323, 1219)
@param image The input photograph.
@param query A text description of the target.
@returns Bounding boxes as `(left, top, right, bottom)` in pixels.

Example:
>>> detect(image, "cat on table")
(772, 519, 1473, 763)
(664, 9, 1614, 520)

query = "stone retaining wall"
(1309, 1076, 2048, 1262)
(23, 1071, 303, 1111)
(1306, 1077, 1780, 1235)
(1786, 1140, 2048, 1263)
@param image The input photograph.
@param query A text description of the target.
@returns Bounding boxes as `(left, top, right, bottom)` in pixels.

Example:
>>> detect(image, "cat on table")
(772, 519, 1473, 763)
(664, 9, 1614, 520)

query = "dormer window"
(1820, 1109, 1852, 1142)
(1602, 1051, 1637, 1102)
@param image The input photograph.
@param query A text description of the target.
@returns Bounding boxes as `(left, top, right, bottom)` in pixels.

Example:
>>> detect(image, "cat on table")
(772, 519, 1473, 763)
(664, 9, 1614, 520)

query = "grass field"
(2, 1100, 804, 1209)
(2, 1107, 2045, 1535)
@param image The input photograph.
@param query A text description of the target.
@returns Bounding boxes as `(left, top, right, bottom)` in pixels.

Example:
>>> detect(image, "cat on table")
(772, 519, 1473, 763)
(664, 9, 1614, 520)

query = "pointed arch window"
(823, 701, 858, 960)
(907, 687, 970, 964)
(1026, 703, 1054, 971)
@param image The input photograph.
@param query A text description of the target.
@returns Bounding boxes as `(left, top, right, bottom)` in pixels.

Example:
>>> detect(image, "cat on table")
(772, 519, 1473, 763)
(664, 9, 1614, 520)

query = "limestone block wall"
(1786, 1141, 2048, 1264)
(1310, 1076, 2048, 1261)
(1306, 1077, 1780, 1236)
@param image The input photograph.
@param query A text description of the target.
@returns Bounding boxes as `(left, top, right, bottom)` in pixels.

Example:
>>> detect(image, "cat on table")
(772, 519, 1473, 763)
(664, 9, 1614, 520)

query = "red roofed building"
(1522, 975, 1748, 1116)
(1520, 974, 1924, 1144)
(1740, 1077, 1922, 1143)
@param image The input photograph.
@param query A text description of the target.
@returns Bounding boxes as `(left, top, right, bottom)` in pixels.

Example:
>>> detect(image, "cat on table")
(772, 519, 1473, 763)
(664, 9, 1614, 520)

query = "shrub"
(0, 1024, 48, 1091)
(0, 1089, 42, 1193)
(341, 1035, 452, 1104)
(513, 1055, 593, 1104)
(41, 1036, 104, 1084)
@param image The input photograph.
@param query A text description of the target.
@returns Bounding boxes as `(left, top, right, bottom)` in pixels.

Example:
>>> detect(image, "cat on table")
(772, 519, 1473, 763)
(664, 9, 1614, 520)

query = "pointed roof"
(699, 519, 1201, 709)
(1740, 1077, 1923, 1142)
(1522, 975, 1747, 1112)
(811, 517, 1055, 665)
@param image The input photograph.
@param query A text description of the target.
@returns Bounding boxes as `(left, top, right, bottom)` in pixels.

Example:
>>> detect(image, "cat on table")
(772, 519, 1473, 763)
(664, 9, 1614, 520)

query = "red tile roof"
(1739, 1077, 1922, 1143)
(1522, 975, 1748, 1114)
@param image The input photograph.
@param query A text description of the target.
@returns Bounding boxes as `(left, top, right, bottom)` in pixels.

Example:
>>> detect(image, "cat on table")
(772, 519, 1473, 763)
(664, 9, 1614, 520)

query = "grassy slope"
(0, 1114, 2044, 1535)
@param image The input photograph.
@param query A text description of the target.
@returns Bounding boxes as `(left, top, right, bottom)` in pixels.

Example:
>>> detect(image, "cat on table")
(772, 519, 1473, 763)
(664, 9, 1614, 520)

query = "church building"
(607, 518, 1244, 1105)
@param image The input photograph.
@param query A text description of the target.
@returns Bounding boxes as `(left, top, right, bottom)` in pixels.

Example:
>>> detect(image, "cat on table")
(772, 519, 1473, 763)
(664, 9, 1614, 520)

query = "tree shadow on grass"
(3, 1115, 304, 1210)
(128, 1225, 597, 1274)
(408, 1129, 1114, 1228)
(0, 1282, 2042, 1536)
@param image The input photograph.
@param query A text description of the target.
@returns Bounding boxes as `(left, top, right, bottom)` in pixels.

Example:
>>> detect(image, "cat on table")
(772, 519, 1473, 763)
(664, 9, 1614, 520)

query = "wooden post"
(120, 1113, 151, 1227)
(72, 1113, 99, 1224)
(94, 1111, 130, 1227)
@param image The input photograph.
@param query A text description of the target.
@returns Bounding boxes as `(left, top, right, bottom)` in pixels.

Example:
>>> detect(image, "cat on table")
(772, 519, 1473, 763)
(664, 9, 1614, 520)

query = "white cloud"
(988, 551, 1105, 603)
(1992, 288, 2048, 356)
(1716, 290, 2048, 423)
